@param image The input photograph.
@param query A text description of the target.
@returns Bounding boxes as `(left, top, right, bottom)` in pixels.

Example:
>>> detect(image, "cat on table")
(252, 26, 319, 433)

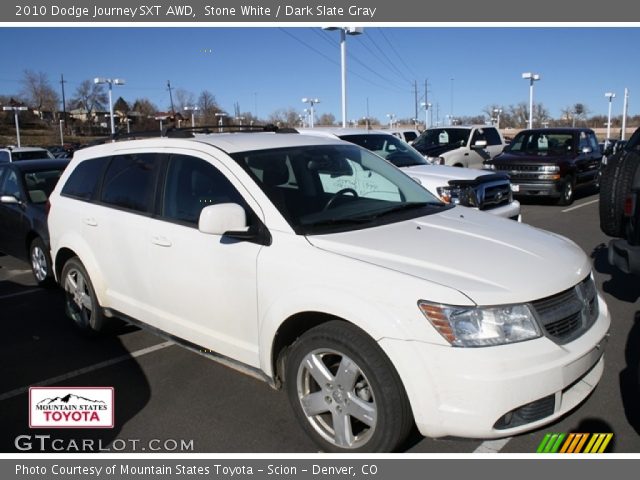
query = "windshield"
(413, 128, 471, 150)
(22, 168, 65, 203)
(507, 131, 574, 156)
(338, 133, 428, 168)
(13, 150, 55, 161)
(231, 144, 445, 235)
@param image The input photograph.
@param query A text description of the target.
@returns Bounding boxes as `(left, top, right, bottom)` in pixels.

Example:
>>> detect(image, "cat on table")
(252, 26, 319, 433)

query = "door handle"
(151, 236, 172, 247)
(82, 218, 98, 227)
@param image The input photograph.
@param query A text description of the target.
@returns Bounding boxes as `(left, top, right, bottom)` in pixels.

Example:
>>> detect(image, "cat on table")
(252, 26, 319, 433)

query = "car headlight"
(437, 185, 478, 207)
(418, 301, 541, 347)
(426, 156, 445, 165)
(539, 165, 560, 173)
(483, 163, 495, 170)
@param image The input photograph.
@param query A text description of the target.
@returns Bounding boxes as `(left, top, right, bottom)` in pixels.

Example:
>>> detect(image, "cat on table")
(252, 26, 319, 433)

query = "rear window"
(12, 150, 54, 161)
(61, 157, 109, 201)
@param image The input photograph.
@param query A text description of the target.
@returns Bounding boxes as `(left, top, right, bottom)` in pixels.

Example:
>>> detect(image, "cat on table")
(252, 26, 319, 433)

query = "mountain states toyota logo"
(29, 387, 114, 428)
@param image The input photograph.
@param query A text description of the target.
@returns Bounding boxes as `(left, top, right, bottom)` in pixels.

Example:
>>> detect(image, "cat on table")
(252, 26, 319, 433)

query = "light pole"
(59, 119, 64, 145)
(94, 77, 125, 135)
(235, 116, 245, 127)
(386, 113, 396, 128)
(2, 106, 28, 147)
(450, 77, 454, 122)
(215, 112, 227, 132)
(605, 92, 616, 140)
(521, 72, 540, 129)
(493, 108, 503, 130)
(421, 102, 431, 129)
(622, 88, 629, 140)
(302, 98, 320, 128)
(323, 27, 364, 128)
(184, 106, 199, 127)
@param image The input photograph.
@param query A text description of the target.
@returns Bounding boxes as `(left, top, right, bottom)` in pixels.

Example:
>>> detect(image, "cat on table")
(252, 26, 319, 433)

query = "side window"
(162, 155, 245, 226)
(101, 153, 160, 214)
(0, 151, 10, 163)
(1, 169, 20, 198)
(61, 157, 109, 201)
(483, 128, 502, 146)
(589, 133, 600, 152)
(471, 129, 487, 145)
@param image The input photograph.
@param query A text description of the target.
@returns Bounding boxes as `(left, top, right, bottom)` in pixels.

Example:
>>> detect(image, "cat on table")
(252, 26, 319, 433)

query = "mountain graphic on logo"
(37, 393, 106, 405)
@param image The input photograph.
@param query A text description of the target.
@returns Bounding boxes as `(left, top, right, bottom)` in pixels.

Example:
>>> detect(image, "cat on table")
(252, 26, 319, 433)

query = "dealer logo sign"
(29, 387, 114, 428)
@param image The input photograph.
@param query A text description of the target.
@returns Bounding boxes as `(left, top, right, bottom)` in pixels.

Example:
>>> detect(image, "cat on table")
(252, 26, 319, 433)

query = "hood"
(492, 151, 573, 164)
(401, 164, 489, 183)
(307, 207, 590, 306)
(412, 142, 461, 157)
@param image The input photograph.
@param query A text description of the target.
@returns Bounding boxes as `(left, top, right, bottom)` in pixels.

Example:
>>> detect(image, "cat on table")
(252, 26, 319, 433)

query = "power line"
(377, 28, 420, 80)
(364, 31, 413, 85)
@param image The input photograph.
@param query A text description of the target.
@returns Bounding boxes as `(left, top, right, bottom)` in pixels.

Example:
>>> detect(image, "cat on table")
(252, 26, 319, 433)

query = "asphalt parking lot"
(1, 191, 639, 453)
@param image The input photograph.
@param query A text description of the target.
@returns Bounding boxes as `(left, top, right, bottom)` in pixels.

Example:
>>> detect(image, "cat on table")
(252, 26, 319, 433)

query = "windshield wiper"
(352, 202, 442, 220)
(301, 216, 374, 228)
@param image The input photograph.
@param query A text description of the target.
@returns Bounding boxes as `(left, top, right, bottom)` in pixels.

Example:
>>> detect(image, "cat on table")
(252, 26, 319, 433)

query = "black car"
(485, 128, 602, 205)
(0, 158, 70, 285)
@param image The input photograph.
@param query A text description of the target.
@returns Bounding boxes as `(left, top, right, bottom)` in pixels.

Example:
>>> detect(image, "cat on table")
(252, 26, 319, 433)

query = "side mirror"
(0, 195, 21, 205)
(198, 203, 247, 236)
(581, 146, 593, 154)
(471, 140, 488, 149)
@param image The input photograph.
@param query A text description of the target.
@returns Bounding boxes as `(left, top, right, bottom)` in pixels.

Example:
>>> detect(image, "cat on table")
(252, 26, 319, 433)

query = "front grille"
(494, 394, 555, 430)
(531, 276, 599, 344)
(494, 164, 541, 172)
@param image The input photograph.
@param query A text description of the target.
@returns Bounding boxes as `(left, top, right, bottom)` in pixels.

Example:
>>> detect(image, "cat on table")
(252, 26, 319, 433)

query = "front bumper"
(481, 199, 521, 221)
(378, 296, 610, 439)
(513, 181, 563, 198)
(608, 238, 640, 275)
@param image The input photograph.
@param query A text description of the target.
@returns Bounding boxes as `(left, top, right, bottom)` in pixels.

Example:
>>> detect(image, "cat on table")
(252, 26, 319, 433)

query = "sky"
(0, 26, 638, 124)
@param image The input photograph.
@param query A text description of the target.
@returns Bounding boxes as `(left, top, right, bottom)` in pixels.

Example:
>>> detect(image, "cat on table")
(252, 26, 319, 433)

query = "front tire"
(61, 257, 107, 334)
(285, 321, 413, 452)
(29, 237, 54, 287)
(557, 176, 575, 206)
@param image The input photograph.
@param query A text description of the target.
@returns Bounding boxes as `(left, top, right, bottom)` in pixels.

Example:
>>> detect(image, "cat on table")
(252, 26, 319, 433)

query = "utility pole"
(414, 80, 418, 128)
(167, 80, 175, 114)
(622, 88, 630, 140)
(60, 74, 67, 130)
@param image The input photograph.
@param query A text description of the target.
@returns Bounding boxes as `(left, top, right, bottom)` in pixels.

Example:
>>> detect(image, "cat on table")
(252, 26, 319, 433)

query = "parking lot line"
(0, 340, 173, 402)
(562, 199, 599, 213)
(0, 288, 43, 301)
(473, 437, 512, 453)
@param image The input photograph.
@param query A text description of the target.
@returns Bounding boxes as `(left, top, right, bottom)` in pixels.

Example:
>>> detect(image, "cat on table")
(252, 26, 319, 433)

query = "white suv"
(48, 129, 610, 452)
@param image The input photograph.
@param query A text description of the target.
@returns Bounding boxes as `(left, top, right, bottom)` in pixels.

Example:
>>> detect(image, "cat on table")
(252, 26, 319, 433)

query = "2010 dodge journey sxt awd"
(48, 129, 610, 452)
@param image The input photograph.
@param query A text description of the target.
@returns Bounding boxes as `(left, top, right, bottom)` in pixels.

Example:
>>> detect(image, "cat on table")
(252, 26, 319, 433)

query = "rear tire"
(285, 321, 413, 452)
(29, 237, 54, 287)
(61, 257, 108, 334)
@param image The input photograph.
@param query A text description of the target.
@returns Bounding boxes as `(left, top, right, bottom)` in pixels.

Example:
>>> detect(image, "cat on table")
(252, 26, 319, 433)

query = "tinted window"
(0, 151, 10, 163)
(404, 131, 418, 142)
(339, 134, 427, 167)
(1, 169, 20, 198)
(23, 169, 65, 204)
(101, 153, 160, 214)
(12, 150, 54, 161)
(61, 157, 109, 201)
(483, 128, 502, 146)
(162, 155, 244, 225)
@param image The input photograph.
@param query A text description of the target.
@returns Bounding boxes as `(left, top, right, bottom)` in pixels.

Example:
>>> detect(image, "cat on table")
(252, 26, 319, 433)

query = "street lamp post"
(521, 72, 540, 129)
(386, 113, 396, 128)
(493, 108, 503, 130)
(184, 106, 199, 127)
(215, 112, 227, 132)
(2, 106, 28, 147)
(323, 27, 364, 128)
(605, 92, 616, 141)
(94, 77, 125, 136)
(421, 102, 431, 129)
(302, 98, 320, 128)
(235, 116, 245, 127)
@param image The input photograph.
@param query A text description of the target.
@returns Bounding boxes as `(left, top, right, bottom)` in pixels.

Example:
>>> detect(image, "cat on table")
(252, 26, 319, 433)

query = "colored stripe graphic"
(537, 433, 613, 453)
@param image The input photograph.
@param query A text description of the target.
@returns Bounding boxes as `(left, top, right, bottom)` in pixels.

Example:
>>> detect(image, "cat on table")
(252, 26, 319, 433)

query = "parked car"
(411, 125, 506, 169)
(298, 128, 520, 221)
(0, 158, 69, 285)
(599, 127, 640, 273)
(48, 129, 609, 452)
(0, 146, 55, 163)
(485, 128, 603, 206)
(388, 128, 421, 144)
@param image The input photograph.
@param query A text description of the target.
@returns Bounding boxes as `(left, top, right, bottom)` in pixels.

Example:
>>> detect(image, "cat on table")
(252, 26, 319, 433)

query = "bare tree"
(572, 103, 589, 127)
(197, 90, 222, 124)
(71, 80, 108, 123)
(317, 113, 336, 126)
(20, 70, 59, 119)
(268, 108, 301, 127)
(174, 88, 196, 113)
